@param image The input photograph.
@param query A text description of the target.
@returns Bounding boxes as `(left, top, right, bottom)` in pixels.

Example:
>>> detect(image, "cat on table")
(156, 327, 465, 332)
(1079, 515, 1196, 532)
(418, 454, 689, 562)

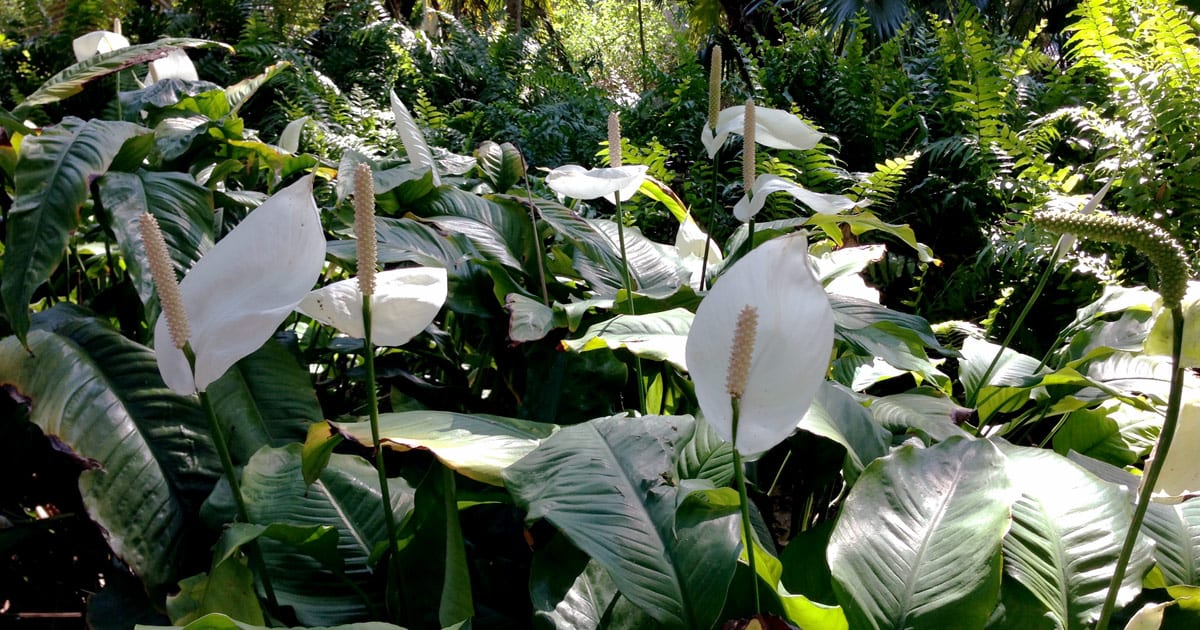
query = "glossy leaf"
(0, 317, 218, 594)
(476, 140, 525, 193)
(998, 443, 1154, 628)
(676, 415, 735, 487)
(799, 381, 890, 478)
(828, 437, 1016, 629)
(1051, 399, 1160, 467)
(867, 392, 972, 441)
(505, 414, 739, 629)
(16, 39, 231, 112)
(239, 444, 414, 625)
(561, 308, 693, 370)
(3, 117, 148, 343)
(334, 411, 558, 487)
(166, 558, 263, 626)
(530, 536, 658, 629)
(205, 337, 322, 464)
(390, 91, 439, 185)
(98, 170, 215, 308)
(137, 612, 405, 630)
(394, 463, 474, 628)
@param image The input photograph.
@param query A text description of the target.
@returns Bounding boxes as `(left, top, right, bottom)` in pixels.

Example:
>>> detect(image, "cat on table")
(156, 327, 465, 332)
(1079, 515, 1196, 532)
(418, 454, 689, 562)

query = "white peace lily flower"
(72, 31, 130, 62)
(733, 174, 864, 222)
(701, 105, 823, 159)
(148, 48, 199, 83)
(685, 233, 834, 457)
(155, 176, 326, 395)
(545, 164, 647, 203)
(297, 267, 449, 346)
(676, 216, 723, 290)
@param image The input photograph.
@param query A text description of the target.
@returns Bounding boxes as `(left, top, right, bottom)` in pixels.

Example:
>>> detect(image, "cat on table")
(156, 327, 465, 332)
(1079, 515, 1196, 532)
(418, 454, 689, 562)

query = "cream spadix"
(154, 176, 326, 395)
(685, 233, 834, 457)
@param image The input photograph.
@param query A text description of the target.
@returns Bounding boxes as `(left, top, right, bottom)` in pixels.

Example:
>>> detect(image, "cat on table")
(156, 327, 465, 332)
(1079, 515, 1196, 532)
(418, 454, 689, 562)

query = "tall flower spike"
(608, 112, 622, 168)
(140, 213, 190, 350)
(353, 162, 377, 298)
(743, 99, 756, 192)
(726, 305, 758, 400)
(708, 46, 722, 131)
(1034, 211, 1190, 306)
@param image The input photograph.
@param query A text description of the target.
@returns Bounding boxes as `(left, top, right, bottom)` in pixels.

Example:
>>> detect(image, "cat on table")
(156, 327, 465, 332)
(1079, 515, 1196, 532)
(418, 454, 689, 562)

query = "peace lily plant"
(685, 232, 834, 611)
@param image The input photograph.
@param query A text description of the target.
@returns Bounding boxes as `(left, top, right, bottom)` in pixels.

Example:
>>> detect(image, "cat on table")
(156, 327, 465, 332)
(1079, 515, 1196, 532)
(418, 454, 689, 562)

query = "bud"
(708, 46, 722, 131)
(742, 99, 756, 192)
(726, 305, 759, 399)
(1034, 211, 1190, 306)
(140, 213, 190, 349)
(607, 112, 622, 169)
(354, 162, 378, 297)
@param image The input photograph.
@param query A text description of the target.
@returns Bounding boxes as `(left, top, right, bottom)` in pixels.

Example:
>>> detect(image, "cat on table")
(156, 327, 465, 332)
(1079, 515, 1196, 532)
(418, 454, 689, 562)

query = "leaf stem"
(521, 172, 550, 306)
(731, 398, 761, 613)
(362, 298, 405, 598)
(196, 375, 278, 611)
(1096, 304, 1185, 630)
(969, 255, 1056, 430)
(614, 192, 647, 413)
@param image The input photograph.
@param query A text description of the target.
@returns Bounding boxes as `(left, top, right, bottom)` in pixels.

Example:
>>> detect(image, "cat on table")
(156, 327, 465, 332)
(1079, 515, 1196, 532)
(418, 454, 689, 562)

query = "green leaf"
(476, 141, 525, 194)
(0, 317, 217, 594)
(997, 442, 1154, 628)
(166, 558, 264, 626)
(16, 39, 232, 113)
(535, 197, 625, 292)
(239, 444, 415, 625)
(676, 415, 735, 487)
(506, 293, 556, 343)
(98, 170, 216, 308)
(136, 612, 406, 630)
(301, 421, 343, 486)
(505, 414, 739, 628)
(206, 337, 322, 465)
(3, 117, 149, 343)
(868, 392, 972, 442)
(334, 411, 557, 487)
(1052, 399, 1160, 467)
(799, 381, 890, 479)
(225, 62, 290, 115)
(213, 523, 341, 570)
(395, 463, 474, 628)
(588, 219, 687, 292)
(561, 308, 693, 370)
(530, 535, 658, 629)
(828, 437, 1016, 629)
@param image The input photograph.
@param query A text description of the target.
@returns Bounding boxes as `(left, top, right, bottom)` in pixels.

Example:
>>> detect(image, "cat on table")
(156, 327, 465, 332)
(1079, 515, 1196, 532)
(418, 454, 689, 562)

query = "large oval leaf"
(99, 169, 216, 309)
(997, 443, 1154, 629)
(2, 117, 148, 342)
(828, 437, 1016, 629)
(206, 336, 322, 464)
(15, 39, 232, 113)
(239, 444, 414, 625)
(504, 414, 739, 629)
(334, 411, 558, 487)
(0, 316, 218, 594)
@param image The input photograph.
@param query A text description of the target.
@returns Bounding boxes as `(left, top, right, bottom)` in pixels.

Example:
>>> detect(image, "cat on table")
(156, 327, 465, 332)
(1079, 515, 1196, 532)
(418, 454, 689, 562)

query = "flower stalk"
(608, 112, 647, 412)
(141, 212, 277, 609)
(354, 164, 404, 590)
(728, 305, 761, 612)
(1034, 210, 1191, 628)
(700, 46, 722, 290)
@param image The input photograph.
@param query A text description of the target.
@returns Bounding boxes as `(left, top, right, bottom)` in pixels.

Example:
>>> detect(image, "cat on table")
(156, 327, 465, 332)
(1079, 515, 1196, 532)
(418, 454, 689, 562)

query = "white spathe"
(1144, 281, 1200, 368)
(297, 267, 449, 346)
(701, 105, 823, 159)
(148, 48, 199, 83)
(685, 233, 834, 457)
(72, 31, 130, 62)
(154, 176, 326, 395)
(733, 174, 863, 222)
(545, 164, 647, 203)
(676, 216, 723, 290)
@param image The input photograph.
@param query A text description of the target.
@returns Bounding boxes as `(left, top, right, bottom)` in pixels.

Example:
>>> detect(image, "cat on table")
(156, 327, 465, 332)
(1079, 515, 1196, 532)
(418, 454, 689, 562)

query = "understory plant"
(1, 5, 1200, 630)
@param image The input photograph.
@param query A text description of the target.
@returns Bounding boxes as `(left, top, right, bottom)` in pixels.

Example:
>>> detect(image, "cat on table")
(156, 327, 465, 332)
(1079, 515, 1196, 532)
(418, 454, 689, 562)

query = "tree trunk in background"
(384, 0, 417, 22)
(507, 0, 522, 31)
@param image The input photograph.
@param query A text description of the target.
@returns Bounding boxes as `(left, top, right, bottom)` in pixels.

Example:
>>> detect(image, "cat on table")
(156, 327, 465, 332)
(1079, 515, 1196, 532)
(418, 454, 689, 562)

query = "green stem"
(1096, 305, 1185, 630)
(362, 299, 405, 590)
(197, 384, 278, 611)
(699, 153, 720, 291)
(613, 192, 647, 413)
(969, 256, 1057, 431)
(521, 175, 550, 306)
(731, 398, 761, 613)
